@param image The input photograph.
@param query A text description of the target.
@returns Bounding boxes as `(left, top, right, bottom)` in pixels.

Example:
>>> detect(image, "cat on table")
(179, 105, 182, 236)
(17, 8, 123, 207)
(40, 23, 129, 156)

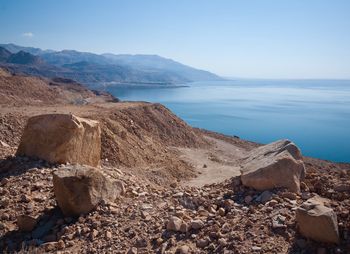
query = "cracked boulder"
(17, 114, 101, 167)
(53, 165, 124, 216)
(240, 139, 305, 192)
(296, 197, 339, 244)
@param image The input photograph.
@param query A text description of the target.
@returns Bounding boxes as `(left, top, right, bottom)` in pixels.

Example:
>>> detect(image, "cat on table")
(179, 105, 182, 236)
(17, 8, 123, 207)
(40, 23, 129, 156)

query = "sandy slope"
(177, 136, 247, 187)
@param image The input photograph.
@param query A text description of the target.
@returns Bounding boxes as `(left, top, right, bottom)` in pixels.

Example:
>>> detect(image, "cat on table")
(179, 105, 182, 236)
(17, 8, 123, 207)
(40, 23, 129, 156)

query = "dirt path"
(177, 136, 248, 187)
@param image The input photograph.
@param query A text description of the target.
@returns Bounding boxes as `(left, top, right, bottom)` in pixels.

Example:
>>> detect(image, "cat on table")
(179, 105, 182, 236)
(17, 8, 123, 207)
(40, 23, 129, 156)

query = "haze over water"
(107, 80, 350, 163)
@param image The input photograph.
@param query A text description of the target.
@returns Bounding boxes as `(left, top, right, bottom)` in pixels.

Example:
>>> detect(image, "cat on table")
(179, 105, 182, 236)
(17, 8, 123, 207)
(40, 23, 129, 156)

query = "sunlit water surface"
(105, 80, 350, 163)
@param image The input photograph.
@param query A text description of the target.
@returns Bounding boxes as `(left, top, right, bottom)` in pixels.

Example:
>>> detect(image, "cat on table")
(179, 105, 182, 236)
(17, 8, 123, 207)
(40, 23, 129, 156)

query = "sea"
(104, 79, 350, 163)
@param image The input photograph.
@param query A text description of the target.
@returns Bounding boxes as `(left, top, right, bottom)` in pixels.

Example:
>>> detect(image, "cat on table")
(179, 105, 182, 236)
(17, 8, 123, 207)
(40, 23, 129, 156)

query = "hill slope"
(0, 68, 116, 107)
(0, 98, 349, 253)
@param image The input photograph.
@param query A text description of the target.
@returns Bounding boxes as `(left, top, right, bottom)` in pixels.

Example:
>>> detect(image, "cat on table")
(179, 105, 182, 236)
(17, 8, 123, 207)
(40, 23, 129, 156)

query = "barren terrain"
(0, 69, 349, 253)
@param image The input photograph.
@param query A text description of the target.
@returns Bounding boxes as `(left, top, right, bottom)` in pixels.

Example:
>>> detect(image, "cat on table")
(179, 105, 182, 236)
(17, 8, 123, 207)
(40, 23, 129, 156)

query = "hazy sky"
(1, 0, 350, 79)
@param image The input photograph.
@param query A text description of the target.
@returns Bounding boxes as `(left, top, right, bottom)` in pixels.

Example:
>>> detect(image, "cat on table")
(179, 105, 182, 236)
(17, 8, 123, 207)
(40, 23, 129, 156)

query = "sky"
(0, 0, 350, 79)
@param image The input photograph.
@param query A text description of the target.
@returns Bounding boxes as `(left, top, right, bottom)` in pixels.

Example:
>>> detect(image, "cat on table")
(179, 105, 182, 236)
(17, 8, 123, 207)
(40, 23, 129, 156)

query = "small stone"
(1, 213, 10, 220)
(57, 240, 65, 250)
(0, 222, 6, 230)
(267, 199, 278, 207)
(191, 219, 204, 230)
(135, 238, 148, 248)
(167, 216, 182, 232)
(90, 229, 98, 239)
(208, 206, 216, 214)
(141, 211, 149, 219)
(173, 192, 184, 198)
(105, 231, 112, 239)
(170, 182, 178, 188)
(218, 207, 226, 216)
(0, 178, 9, 186)
(219, 237, 229, 246)
(252, 246, 262, 251)
(127, 247, 138, 254)
(0, 198, 10, 207)
(176, 245, 190, 254)
(180, 222, 189, 233)
(272, 215, 286, 229)
(43, 242, 57, 252)
(259, 190, 273, 203)
(281, 192, 297, 200)
(197, 238, 209, 248)
(20, 194, 31, 203)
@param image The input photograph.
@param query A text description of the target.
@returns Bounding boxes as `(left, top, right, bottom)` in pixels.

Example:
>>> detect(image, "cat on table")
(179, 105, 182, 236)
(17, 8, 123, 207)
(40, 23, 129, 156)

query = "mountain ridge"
(0, 43, 223, 86)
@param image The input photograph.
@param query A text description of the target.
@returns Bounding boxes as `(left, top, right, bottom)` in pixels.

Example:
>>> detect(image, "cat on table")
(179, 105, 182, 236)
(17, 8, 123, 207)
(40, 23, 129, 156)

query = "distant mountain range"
(0, 43, 223, 87)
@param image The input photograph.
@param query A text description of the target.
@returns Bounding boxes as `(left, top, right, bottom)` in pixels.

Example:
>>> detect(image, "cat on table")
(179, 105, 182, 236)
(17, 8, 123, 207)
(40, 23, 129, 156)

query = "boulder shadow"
(0, 155, 54, 180)
(0, 206, 76, 253)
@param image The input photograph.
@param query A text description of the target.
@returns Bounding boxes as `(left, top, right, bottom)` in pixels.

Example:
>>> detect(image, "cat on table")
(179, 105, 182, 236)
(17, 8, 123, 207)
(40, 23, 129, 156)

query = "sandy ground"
(177, 136, 248, 187)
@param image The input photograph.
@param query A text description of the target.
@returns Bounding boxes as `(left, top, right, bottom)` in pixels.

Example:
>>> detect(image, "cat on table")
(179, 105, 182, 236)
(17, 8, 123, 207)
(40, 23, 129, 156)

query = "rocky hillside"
(0, 93, 349, 253)
(0, 68, 116, 107)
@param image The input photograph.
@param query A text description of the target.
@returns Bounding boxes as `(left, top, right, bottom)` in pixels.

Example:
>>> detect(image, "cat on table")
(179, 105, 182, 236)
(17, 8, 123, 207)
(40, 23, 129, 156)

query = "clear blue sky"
(0, 0, 349, 79)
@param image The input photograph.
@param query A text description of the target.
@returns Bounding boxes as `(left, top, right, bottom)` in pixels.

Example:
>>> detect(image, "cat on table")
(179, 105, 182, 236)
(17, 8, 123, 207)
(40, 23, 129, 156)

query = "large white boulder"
(17, 114, 101, 167)
(240, 139, 305, 193)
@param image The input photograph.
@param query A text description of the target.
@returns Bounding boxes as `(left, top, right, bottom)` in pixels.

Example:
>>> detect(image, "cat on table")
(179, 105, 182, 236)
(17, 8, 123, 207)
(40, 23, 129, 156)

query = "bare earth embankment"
(0, 69, 349, 253)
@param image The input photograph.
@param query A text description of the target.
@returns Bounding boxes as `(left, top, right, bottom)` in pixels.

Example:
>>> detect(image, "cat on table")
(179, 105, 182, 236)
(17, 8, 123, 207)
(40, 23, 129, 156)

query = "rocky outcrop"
(296, 197, 339, 244)
(240, 139, 305, 192)
(17, 114, 101, 167)
(53, 165, 124, 216)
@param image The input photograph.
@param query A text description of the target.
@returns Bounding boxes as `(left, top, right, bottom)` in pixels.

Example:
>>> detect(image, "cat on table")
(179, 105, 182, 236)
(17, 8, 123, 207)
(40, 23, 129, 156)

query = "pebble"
(105, 231, 112, 239)
(57, 240, 65, 250)
(252, 246, 262, 251)
(127, 247, 138, 254)
(167, 216, 182, 232)
(218, 207, 226, 216)
(191, 219, 204, 230)
(176, 245, 190, 254)
(197, 238, 209, 248)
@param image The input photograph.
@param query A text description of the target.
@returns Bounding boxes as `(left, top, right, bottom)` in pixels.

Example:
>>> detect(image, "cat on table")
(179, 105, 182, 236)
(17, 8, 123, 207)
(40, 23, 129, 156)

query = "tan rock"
(296, 198, 339, 244)
(281, 191, 297, 200)
(17, 114, 101, 167)
(218, 207, 226, 216)
(17, 215, 37, 232)
(127, 247, 138, 254)
(180, 221, 190, 233)
(176, 245, 190, 254)
(166, 216, 182, 232)
(191, 219, 204, 230)
(197, 238, 209, 248)
(53, 165, 124, 216)
(241, 139, 305, 193)
(0, 140, 10, 148)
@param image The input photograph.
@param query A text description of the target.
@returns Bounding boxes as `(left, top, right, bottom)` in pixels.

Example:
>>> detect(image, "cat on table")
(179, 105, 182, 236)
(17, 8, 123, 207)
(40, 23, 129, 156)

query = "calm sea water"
(105, 80, 350, 163)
